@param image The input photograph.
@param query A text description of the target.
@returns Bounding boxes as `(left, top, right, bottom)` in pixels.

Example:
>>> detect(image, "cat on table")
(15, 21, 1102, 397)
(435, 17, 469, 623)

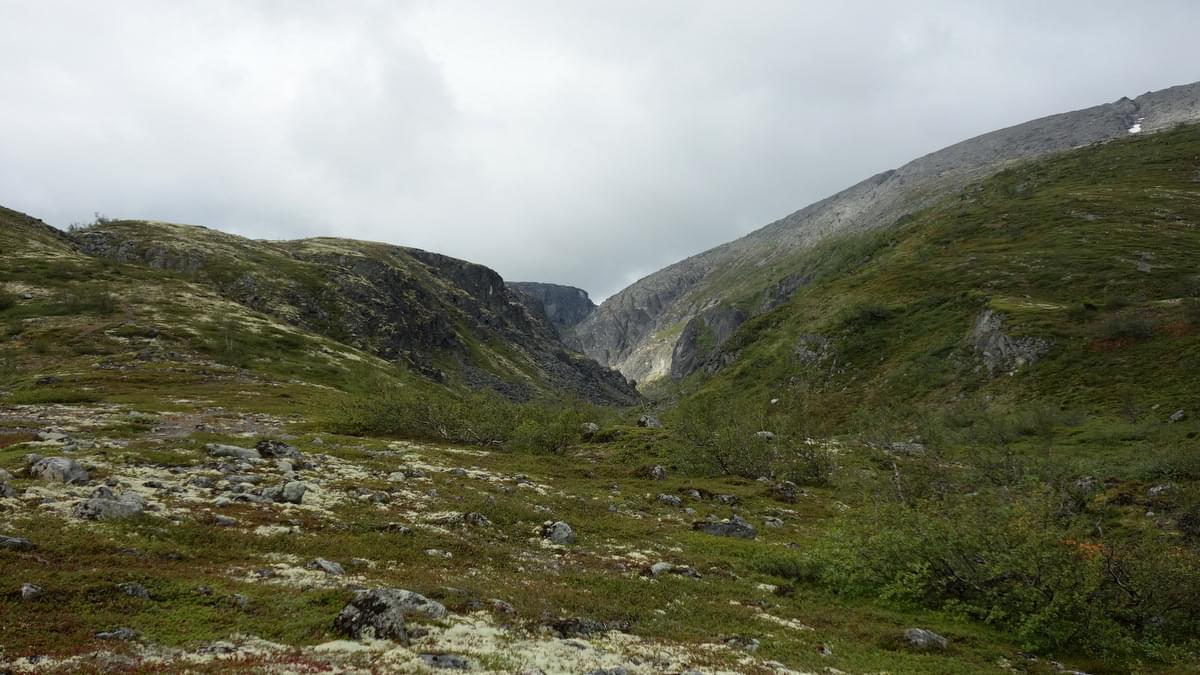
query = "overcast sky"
(1, 1, 1197, 300)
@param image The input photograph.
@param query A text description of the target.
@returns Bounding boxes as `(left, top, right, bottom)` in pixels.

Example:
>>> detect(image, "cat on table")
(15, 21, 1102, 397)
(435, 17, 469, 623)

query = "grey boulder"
(206, 443, 261, 461)
(541, 521, 576, 545)
(74, 492, 144, 520)
(693, 514, 757, 539)
(904, 627, 948, 650)
(29, 457, 89, 484)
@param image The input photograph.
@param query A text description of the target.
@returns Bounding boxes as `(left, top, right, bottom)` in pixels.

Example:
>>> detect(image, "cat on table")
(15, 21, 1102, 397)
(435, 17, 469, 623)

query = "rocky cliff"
(573, 81, 1200, 385)
(507, 282, 596, 336)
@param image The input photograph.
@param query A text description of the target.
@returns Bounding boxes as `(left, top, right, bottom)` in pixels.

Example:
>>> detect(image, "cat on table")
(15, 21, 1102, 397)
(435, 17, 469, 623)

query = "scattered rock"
(212, 514, 238, 527)
(768, 481, 804, 503)
(464, 512, 491, 527)
(307, 558, 346, 576)
(74, 492, 144, 520)
(657, 494, 682, 507)
(280, 481, 307, 504)
(636, 415, 662, 429)
(425, 549, 452, 559)
(28, 456, 89, 484)
(420, 653, 471, 670)
(754, 431, 776, 441)
(541, 521, 576, 545)
(647, 464, 667, 481)
(20, 582, 43, 600)
(95, 627, 139, 641)
(971, 309, 1050, 375)
(645, 562, 700, 579)
(764, 517, 784, 528)
(714, 494, 739, 505)
(1168, 409, 1186, 423)
(118, 582, 151, 599)
(693, 515, 757, 539)
(885, 440, 927, 456)
(725, 635, 760, 652)
(904, 627, 948, 650)
(205, 443, 261, 461)
(255, 439, 304, 461)
(0, 535, 35, 551)
(36, 431, 69, 443)
(488, 598, 516, 614)
(334, 590, 409, 642)
(548, 617, 629, 638)
(581, 422, 601, 435)
(0, 482, 15, 498)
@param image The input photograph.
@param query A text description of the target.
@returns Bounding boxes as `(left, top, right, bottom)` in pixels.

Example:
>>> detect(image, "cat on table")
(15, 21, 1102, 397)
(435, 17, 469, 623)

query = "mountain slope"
(672, 120, 1200, 438)
(507, 282, 596, 335)
(65, 221, 637, 404)
(575, 80, 1200, 385)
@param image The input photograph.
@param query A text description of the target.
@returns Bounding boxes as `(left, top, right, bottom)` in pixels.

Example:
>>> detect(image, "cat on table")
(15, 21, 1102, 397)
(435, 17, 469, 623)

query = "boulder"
(20, 582, 43, 600)
(74, 493, 144, 520)
(420, 653, 471, 670)
(636, 415, 662, 429)
(118, 582, 151, 599)
(647, 464, 667, 481)
(205, 444, 261, 461)
(307, 558, 346, 576)
(581, 422, 601, 435)
(768, 481, 803, 504)
(541, 521, 576, 545)
(904, 627, 948, 650)
(0, 535, 36, 551)
(280, 481, 307, 504)
(657, 494, 683, 507)
(693, 515, 757, 539)
(334, 588, 447, 642)
(95, 627, 138, 641)
(28, 457, 89, 484)
(1169, 409, 1186, 423)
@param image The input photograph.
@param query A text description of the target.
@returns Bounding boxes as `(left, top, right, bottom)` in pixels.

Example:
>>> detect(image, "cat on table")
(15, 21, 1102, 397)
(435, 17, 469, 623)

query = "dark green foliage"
(670, 394, 833, 485)
(328, 380, 608, 453)
(1098, 315, 1154, 341)
(0, 289, 15, 311)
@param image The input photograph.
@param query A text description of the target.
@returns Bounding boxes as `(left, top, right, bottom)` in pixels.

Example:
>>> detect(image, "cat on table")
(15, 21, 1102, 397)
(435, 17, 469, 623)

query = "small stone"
(205, 443, 261, 461)
(74, 492, 144, 520)
(95, 627, 138, 641)
(764, 517, 784, 528)
(212, 515, 237, 527)
(420, 653, 470, 669)
(425, 548, 452, 559)
(36, 431, 69, 443)
(448, 468, 467, 477)
(904, 627, 948, 650)
(307, 558, 346, 576)
(464, 512, 491, 527)
(0, 483, 15, 499)
(581, 422, 600, 435)
(648, 562, 673, 577)
(541, 521, 576, 545)
(754, 431, 776, 441)
(118, 582, 150, 599)
(488, 598, 516, 614)
(636, 415, 662, 429)
(725, 635, 759, 652)
(1168, 409, 1186, 423)
(20, 582, 43, 600)
(648, 465, 667, 481)
(657, 494, 682, 507)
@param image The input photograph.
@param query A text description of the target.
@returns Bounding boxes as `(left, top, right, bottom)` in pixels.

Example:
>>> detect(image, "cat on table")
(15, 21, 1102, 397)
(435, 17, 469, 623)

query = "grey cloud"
(1, 0, 1197, 299)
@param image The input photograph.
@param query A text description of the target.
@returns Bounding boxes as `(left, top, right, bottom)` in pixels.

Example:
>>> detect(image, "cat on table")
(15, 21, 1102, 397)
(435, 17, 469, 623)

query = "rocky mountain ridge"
(573, 80, 1200, 385)
(506, 282, 596, 336)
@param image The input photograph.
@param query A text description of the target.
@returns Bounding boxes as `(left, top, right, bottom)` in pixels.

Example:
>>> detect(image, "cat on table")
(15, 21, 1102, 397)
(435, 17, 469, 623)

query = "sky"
(1, 1, 1198, 301)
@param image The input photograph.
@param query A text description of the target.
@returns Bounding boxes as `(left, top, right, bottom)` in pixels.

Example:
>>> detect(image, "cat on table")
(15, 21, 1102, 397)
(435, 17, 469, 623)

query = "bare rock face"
(574, 81, 1200, 386)
(507, 282, 596, 335)
(970, 309, 1050, 375)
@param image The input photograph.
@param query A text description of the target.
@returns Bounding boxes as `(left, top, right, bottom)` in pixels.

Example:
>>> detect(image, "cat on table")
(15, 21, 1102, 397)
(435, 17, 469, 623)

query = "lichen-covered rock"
(971, 309, 1050, 375)
(541, 521, 576, 545)
(206, 443, 261, 460)
(74, 493, 144, 520)
(334, 588, 447, 642)
(0, 535, 36, 551)
(904, 627, 948, 650)
(28, 457, 89, 484)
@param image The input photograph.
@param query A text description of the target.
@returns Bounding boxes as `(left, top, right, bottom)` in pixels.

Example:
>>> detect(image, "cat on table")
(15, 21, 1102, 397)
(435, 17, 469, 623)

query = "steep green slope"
(674, 122, 1200, 447)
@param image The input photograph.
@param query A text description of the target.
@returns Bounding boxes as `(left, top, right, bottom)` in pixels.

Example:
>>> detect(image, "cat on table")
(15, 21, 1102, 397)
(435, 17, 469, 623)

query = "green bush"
(1098, 315, 1154, 341)
(328, 380, 606, 453)
(0, 289, 15, 312)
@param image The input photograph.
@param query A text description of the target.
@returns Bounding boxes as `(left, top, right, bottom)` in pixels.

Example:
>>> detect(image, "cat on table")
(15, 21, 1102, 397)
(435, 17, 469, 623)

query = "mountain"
(1, 209, 638, 405)
(573, 81, 1200, 385)
(671, 120, 1200, 432)
(507, 281, 596, 335)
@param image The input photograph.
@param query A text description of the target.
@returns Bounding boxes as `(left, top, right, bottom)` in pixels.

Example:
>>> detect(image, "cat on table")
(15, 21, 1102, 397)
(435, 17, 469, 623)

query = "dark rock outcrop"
(508, 282, 596, 334)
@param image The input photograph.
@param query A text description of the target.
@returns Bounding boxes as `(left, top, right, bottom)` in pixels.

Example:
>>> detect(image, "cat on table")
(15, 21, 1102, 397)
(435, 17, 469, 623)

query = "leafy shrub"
(671, 395, 833, 484)
(1099, 315, 1153, 341)
(60, 284, 118, 315)
(1184, 299, 1200, 328)
(329, 380, 604, 453)
(0, 289, 15, 312)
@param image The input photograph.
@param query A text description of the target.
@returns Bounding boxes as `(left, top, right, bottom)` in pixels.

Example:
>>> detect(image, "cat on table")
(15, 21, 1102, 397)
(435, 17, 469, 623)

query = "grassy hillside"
(675, 122, 1200, 454)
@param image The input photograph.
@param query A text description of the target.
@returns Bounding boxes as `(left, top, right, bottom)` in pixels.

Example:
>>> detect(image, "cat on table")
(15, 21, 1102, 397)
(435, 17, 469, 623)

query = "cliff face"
(67, 222, 639, 404)
(573, 81, 1200, 385)
(507, 282, 596, 336)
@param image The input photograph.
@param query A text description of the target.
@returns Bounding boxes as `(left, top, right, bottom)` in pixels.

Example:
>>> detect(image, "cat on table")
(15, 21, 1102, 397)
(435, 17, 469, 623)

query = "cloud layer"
(2, 1, 1197, 299)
